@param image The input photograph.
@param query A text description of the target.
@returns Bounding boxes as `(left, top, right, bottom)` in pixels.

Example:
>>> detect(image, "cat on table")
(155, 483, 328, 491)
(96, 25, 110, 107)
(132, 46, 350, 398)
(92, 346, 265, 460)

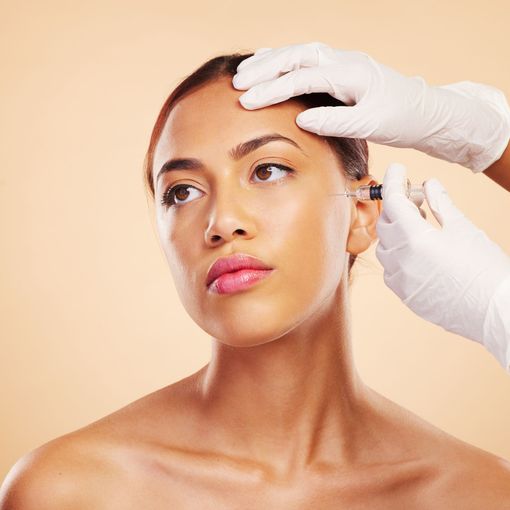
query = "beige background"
(1, 0, 510, 481)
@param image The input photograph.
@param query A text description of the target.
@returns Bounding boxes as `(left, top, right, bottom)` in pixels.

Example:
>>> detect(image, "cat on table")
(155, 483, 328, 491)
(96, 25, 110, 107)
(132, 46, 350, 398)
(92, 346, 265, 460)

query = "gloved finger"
(376, 239, 425, 277)
(375, 240, 402, 275)
(410, 191, 425, 209)
(254, 47, 273, 56)
(376, 208, 407, 249)
(233, 42, 326, 89)
(375, 207, 424, 252)
(238, 66, 359, 110)
(381, 163, 428, 235)
(423, 177, 465, 228)
(382, 267, 408, 300)
(235, 47, 274, 74)
(382, 264, 437, 302)
(295, 105, 375, 137)
(381, 162, 407, 204)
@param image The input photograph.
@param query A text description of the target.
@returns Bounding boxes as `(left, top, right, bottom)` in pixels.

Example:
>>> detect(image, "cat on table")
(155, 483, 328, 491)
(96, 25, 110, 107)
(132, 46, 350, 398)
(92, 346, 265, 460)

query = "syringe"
(328, 178, 424, 201)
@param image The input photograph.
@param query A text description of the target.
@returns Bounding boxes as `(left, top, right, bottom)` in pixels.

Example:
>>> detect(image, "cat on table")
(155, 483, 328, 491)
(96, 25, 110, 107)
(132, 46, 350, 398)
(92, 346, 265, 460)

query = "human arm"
(484, 140, 510, 192)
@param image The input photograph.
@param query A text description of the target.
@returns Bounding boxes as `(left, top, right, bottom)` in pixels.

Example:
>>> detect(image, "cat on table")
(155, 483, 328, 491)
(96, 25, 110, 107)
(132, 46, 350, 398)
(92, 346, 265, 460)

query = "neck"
(194, 271, 379, 480)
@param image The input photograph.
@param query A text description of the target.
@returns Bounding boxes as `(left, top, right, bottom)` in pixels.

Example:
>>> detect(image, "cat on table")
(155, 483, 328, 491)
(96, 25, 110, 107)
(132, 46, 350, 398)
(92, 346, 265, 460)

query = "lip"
(208, 268, 275, 295)
(206, 253, 274, 289)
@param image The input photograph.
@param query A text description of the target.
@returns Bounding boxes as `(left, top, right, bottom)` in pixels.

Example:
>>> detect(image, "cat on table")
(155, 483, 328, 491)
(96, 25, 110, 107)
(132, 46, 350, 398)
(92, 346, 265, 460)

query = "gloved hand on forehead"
(376, 163, 510, 371)
(232, 42, 510, 173)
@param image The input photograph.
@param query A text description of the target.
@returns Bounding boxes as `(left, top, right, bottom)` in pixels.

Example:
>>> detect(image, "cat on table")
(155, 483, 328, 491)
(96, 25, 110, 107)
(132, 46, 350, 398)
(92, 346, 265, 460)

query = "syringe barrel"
(355, 185, 375, 200)
(356, 183, 384, 200)
(348, 179, 423, 200)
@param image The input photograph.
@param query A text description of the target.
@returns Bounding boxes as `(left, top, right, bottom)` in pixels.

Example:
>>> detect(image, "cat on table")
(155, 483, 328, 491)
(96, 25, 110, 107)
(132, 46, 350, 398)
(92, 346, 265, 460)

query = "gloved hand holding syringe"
(332, 164, 510, 372)
(233, 41, 510, 371)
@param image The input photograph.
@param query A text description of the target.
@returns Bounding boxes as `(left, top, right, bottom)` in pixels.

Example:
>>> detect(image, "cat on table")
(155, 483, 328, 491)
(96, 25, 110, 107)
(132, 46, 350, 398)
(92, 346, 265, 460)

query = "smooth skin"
(484, 140, 510, 192)
(2, 77, 510, 509)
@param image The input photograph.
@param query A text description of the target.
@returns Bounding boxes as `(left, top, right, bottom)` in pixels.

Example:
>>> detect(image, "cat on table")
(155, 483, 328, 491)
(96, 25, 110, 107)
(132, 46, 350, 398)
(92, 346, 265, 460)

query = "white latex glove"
(232, 42, 510, 173)
(376, 163, 510, 371)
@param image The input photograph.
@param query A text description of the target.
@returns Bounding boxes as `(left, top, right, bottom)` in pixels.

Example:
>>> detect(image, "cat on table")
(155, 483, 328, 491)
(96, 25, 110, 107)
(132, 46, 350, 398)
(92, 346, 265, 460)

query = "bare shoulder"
(428, 439, 510, 508)
(0, 432, 112, 510)
(0, 377, 203, 510)
(369, 389, 510, 508)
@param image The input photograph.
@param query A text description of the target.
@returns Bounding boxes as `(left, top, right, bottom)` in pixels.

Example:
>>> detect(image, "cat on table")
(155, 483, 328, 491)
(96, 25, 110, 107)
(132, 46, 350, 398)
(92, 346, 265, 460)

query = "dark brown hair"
(143, 52, 369, 279)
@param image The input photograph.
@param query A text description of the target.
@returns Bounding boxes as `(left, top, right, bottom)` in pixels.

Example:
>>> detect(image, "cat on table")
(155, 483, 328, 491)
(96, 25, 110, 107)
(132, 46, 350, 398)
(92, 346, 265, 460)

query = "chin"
(204, 315, 298, 349)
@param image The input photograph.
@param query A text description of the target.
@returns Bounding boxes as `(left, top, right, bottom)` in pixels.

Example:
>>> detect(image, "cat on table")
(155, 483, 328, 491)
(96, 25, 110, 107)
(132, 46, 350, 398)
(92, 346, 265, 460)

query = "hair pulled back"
(143, 52, 370, 279)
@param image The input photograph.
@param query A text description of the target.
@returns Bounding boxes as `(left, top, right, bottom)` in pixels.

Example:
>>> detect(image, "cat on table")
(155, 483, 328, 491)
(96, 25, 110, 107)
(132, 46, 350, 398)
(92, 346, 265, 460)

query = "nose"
(204, 186, 257, 246)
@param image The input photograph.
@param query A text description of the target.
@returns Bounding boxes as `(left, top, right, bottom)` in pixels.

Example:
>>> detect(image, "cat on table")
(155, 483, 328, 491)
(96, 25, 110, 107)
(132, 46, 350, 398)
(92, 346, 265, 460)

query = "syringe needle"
(327, 183, 424, 201)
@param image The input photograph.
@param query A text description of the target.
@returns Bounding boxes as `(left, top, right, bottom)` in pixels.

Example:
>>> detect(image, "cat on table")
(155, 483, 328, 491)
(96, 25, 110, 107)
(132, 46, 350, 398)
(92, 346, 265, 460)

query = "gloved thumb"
(423, 178, 465, 227)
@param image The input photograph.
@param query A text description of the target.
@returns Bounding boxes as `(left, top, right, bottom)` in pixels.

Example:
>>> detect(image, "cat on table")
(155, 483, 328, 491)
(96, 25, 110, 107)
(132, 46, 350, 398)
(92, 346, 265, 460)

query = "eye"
(252, 162, 294, 184)
(160, 184, 202, 208)
(160, 162, 295, 208)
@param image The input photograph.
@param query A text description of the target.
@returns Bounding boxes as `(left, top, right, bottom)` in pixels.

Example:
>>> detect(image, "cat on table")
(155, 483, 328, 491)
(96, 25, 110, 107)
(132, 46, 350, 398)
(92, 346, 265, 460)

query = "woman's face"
(153, 76, 360, 347)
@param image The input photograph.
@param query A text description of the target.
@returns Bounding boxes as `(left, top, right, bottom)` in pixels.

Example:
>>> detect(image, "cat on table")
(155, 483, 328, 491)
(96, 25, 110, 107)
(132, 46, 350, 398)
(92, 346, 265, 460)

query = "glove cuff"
(437, 81, 510, 173)
(482, 272, 510, 372)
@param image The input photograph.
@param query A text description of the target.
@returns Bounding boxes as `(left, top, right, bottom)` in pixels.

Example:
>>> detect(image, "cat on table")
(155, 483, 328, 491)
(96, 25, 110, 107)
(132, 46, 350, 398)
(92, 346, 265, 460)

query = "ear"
(346, 175, 382, 256)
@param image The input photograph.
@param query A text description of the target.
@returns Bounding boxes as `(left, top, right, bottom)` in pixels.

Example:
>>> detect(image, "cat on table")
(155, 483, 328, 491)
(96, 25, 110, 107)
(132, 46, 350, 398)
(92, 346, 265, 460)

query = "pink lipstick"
(206, 253, 274, 295)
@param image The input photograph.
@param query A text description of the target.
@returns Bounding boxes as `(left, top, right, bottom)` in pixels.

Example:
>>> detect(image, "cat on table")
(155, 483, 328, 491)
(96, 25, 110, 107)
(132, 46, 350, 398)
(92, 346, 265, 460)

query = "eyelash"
(160, 162, 295, 208)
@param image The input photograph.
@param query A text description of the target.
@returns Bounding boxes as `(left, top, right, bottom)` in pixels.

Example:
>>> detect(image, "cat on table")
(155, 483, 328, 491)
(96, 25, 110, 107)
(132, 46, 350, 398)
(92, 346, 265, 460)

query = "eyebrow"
(156, 133, 308, 184)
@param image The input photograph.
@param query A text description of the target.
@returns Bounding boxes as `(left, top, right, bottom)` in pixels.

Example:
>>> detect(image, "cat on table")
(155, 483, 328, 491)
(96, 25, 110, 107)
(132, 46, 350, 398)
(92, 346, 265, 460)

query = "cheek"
(154, 178, 350, 329)
(156, 212, 193, 287)
(270, 187, 350, 299)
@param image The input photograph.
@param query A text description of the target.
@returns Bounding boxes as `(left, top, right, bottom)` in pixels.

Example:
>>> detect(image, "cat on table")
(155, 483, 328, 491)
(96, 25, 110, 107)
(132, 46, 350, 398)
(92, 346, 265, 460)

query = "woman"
(2, 52, 510, 509)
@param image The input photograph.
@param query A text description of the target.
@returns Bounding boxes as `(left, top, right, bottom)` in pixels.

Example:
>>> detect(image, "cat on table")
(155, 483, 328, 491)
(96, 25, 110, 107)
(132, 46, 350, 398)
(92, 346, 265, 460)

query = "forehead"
(155, 76, 331, 160)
